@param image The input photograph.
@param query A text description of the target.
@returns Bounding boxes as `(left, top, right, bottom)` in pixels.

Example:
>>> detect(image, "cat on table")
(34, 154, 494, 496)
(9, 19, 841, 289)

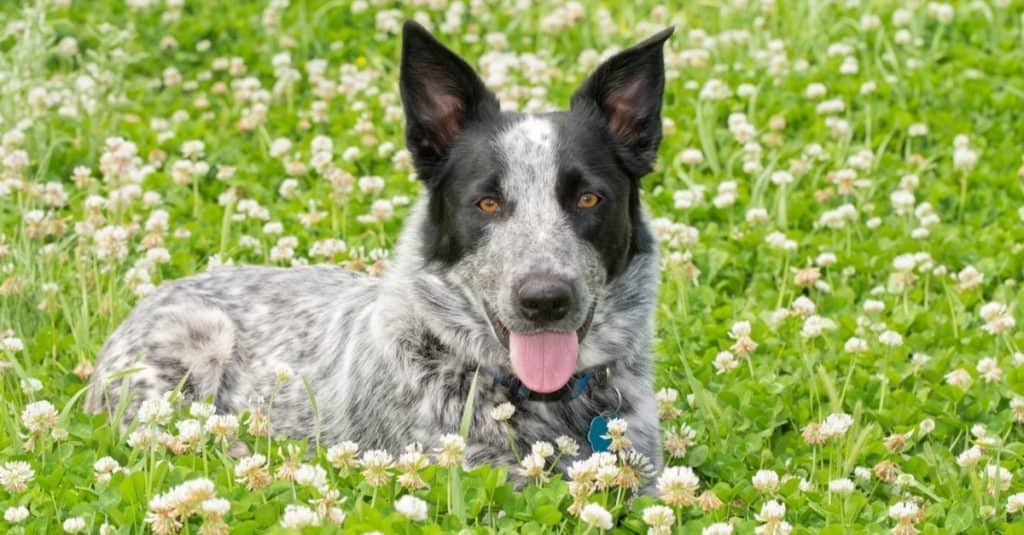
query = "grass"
(1, 0, 1024, 533)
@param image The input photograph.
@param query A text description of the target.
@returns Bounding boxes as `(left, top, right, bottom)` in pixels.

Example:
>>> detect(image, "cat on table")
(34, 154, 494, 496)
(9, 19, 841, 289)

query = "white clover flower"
(4, 505, 29, 523)
(713, 351, 739, 374)
(360, 449, 395, 486)
(770, 170, 794, 185)
(878, 330, 903, 347)
(957, 446, 984, 467)
(280, 504, 320, 528)
(189, 402, 215, 420)
(556, 435, 580, 457)
(679, 148, 704, 165)
(746, 207, 769, 224)
(201, 497, 230, 517)
(752, 470, 780, 492)
(729, 321, 751, 338)
(737, 83, 757, 98)
(764, 231, 797, 251)
(844, 337, 868, 353)
(953, 146, 978, 171)
(821, 413, 853, 438)
(278, 178, 299, 198)
(982, 464, 1012, 494)
(979, 302, 1015, 334)
(21, 400, 58, 435)
(274, 363, 294, 382)
(755, 499, 786, 523)
(531, 441, 555, 459)
(854, 466, 872, 481)
(234, 454, 269, 489)
(518, 453, 547, 480)
(699, 79, 731, 100)
(703, 522, 734, 535)
(908, 123, 928, 136)
(435, 434, 465, 467)
(19, 377, 42, 394)
(204, 414, 239, 440)
(326, 442, 360, 469)
(94, 456, 122, 483)
(642, 505, 675, 534)
(791, 296, 816, 316)
(294, 464, 328, 492)
(945, 368, 972, 388)
(888, 500, 920, 524)
(490, 402, 515, 422)
(828, 478, 855, 495)
(804, 82, 827, 99)
(815, 252, 837, 267)
(976, 357, 1003, 383)
(579, 503, 613, 530)
(657, 466, 700, 506)
(126, 428, 162, 449)
(1, 336, 24, 352)
(62, 517, 86, 533)
(137, 397, 173, 426)
(269, 138, 293, 159)
(928, 2, 954, 24)
(816, 98, 845, 114)
(800, 315, 837, 338)
(394, 495, 428, 522)
(1007, 493, 1024, 514)
(181, 140, 204, 159)
(1011, 397, 1024, 424)
(955, 265, 984, 290)
(0, 461, 35, 492)
(840, 56, 859, 75)
(371, 199, 395, 221)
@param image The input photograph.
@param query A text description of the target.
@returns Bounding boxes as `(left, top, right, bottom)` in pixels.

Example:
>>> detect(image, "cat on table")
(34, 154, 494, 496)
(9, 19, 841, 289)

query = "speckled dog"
(86, 21, 672, 477)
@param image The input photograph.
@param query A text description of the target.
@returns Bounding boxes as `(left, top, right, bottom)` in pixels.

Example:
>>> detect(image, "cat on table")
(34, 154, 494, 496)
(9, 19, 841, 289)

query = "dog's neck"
(375, 197, 660, 376)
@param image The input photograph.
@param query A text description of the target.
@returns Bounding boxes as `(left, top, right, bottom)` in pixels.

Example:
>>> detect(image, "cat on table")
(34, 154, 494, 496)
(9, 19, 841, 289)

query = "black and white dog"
(87, 21, 672, 475)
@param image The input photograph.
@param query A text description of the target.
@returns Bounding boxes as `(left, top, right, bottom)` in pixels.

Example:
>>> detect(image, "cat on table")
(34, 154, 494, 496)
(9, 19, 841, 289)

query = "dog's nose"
(518, 277, 573, 323)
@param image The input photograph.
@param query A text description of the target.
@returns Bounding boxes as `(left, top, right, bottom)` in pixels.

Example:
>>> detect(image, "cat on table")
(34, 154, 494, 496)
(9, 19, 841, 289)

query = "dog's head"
(399, 21, 671, 393)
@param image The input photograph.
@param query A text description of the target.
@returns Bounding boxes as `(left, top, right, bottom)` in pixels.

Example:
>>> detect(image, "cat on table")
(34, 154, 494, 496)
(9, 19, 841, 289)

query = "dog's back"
(85, 264, 375, 435)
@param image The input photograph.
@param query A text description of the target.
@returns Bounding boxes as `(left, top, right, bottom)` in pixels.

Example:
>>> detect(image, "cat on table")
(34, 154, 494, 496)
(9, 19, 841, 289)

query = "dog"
(86, 21, 672, 477)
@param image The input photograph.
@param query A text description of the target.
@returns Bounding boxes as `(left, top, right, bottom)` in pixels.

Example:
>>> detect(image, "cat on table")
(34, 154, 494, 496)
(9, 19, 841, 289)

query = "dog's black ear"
(570, 27, 674, 176)
(400, 21, 500, 184)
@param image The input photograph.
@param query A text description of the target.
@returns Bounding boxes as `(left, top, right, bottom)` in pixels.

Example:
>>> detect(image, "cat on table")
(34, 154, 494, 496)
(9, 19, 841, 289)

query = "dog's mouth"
(484, 303, 595, 394)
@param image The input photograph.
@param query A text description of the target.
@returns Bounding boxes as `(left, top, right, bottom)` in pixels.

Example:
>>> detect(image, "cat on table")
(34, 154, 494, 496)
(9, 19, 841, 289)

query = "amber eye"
(577, 192, 602, 209)
(477, 197, 501, 214)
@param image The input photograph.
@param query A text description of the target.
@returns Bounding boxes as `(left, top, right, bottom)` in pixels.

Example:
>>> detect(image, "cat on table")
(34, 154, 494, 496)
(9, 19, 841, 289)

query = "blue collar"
(479, 366, 609, 402)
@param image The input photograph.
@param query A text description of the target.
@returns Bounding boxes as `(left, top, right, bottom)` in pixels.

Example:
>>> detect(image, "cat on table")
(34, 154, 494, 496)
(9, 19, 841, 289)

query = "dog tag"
(588, 414, 617, 453)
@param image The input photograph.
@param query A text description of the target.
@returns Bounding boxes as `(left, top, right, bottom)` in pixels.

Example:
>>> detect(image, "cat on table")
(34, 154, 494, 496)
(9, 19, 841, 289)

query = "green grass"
(1, 0, 1024, 533)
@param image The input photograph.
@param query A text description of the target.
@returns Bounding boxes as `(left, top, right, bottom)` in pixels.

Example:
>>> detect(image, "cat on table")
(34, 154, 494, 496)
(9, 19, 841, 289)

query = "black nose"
(518, 277, 573, 323)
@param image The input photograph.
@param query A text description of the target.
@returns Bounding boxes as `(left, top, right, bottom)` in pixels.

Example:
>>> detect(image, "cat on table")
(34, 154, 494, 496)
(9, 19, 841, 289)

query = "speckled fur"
(85, 195, 661, 474)
(86, 40, 665, 482)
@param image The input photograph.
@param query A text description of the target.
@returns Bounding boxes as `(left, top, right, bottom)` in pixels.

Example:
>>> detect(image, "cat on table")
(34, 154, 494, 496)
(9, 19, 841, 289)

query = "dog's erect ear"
(570, 27, 674, 175)
(400, 21, 500, 183)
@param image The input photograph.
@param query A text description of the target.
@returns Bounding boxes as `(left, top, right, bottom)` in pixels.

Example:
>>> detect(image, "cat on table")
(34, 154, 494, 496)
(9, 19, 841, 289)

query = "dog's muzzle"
(484, 301, 596, 394)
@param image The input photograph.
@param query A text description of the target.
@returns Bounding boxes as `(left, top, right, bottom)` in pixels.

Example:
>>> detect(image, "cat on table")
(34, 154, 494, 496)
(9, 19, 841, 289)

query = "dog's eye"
(477, 197, 501, 214)
(577, 192, 602, 209)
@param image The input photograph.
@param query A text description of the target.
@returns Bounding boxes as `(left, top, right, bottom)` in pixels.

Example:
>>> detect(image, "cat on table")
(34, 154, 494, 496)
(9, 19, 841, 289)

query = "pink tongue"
(509, 331, 579, 393)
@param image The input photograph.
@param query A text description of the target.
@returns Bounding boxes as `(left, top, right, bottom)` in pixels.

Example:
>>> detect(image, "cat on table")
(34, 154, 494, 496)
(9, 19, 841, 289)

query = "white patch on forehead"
(488, 114, 579, 285)
(495, 116, 559, 202)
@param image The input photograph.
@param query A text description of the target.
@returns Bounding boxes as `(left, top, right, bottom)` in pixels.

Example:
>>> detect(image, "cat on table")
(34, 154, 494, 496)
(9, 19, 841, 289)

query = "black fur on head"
(570, 27, 674, 178)
(399, 20, 501, 186)
(399, 23, 673, 277)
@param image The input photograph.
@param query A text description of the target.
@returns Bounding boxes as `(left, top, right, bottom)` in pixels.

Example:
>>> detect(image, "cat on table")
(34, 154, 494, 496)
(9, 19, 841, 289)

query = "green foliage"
(0, 0, 1023, 533)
